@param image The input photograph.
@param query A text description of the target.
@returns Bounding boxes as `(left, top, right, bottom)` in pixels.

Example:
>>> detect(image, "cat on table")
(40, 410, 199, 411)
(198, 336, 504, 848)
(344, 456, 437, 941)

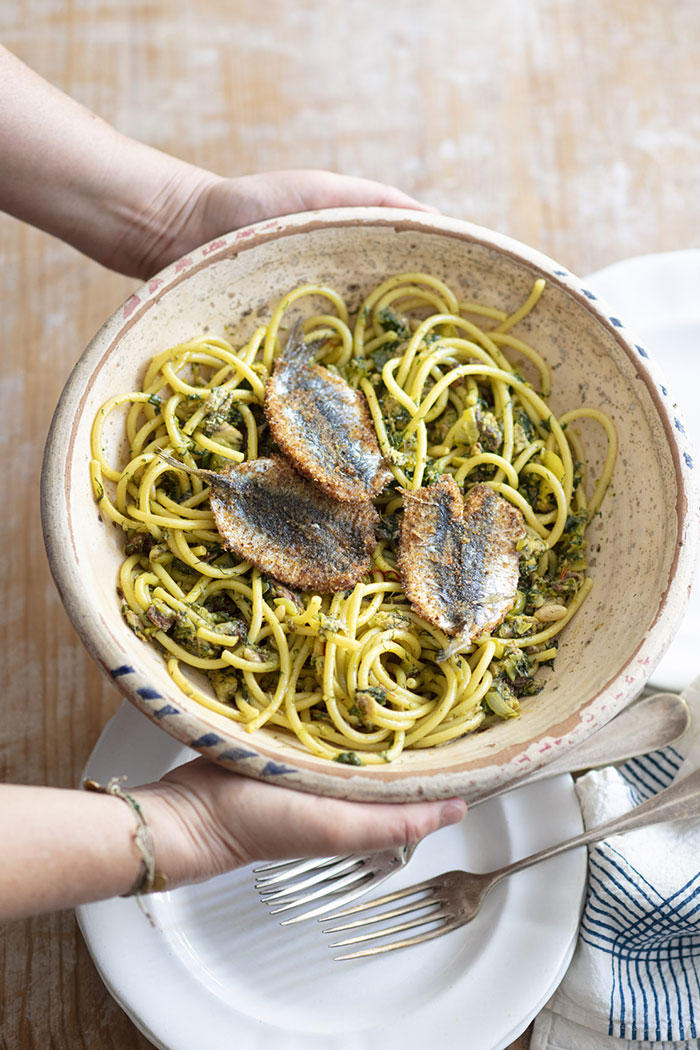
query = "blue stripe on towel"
(571, 732, 700, 1043)
(581, 838, 700, 1040)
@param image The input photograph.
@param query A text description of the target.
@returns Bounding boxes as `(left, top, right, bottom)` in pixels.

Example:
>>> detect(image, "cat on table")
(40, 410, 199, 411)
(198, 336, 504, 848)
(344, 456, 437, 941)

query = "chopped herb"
(376, 307, 411, 339)
(334, 751, 364, 766)
(370, 344, 400, 371)
(421, 461, 445, 484)
(512, 408, 537, 454)
(209, 668, 239, 704)
(341, 357, 370, 388)
(356, 686, 388, 705)
(483, 677, 520, 718)
(481, 410, 503, 450)
(172, 620, 219, 660)
(191, 449, 212, 469)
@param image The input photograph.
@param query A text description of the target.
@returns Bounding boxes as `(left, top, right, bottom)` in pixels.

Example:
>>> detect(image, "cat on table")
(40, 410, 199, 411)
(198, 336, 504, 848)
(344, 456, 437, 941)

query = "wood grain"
(0, 0, 698, 1047)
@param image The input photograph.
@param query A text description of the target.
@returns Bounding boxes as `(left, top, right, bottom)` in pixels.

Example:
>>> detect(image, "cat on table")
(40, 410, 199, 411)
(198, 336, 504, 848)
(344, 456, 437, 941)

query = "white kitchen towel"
(530, 676, 700, 1050)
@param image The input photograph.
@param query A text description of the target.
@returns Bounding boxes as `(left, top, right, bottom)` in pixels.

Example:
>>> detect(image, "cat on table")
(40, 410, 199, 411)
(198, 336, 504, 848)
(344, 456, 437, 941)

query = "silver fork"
(323, 761, 700, 959)
(254, 845, 418, 923)
(255, 691, 688, 923)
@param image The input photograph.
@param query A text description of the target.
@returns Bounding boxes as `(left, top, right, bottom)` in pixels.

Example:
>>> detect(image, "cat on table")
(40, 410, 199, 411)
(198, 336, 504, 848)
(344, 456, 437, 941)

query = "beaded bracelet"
(83, 776, 168, 896)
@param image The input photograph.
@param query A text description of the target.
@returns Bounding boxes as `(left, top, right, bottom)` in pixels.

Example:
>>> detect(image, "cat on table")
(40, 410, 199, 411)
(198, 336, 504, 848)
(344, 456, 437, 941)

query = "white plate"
(77, 701, 586, 1050)
(584, 251, 700, 692)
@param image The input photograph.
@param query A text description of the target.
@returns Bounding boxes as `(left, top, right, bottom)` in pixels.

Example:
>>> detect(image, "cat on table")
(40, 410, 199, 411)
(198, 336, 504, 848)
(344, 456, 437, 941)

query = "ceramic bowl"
(41, 209, 699, 801)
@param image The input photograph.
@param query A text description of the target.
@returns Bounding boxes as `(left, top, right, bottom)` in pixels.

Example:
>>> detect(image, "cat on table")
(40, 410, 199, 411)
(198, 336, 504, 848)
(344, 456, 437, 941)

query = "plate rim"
(584, 249, 700, 328)
(76, 699, 588, 1050)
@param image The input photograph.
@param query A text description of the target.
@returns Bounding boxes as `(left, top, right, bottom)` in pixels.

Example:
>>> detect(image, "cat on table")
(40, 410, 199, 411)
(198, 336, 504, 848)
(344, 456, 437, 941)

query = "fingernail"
(439, 799, 467, 827)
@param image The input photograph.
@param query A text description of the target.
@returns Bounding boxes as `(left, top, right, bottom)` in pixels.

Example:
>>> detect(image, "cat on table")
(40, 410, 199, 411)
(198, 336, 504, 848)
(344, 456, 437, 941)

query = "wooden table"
(1, 1, 698, 1046)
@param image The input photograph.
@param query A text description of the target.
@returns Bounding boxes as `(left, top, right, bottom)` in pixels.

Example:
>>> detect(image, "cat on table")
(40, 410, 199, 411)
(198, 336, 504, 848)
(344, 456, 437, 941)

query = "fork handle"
(490, 764, 700, 881)
(470, 692, 689, 807)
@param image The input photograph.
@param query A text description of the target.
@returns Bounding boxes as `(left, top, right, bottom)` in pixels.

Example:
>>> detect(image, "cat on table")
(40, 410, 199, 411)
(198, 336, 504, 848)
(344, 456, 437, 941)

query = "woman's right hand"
(134, 758, 467, 887)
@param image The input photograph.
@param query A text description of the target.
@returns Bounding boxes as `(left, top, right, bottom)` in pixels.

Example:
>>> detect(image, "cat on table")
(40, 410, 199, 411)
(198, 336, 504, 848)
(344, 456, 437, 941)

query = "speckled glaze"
(41, 209, 700, 802)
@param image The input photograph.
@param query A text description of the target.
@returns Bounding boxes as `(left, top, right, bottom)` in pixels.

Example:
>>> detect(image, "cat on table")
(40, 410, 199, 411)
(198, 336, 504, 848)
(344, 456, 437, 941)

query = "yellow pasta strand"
(95, 273, 616, 766)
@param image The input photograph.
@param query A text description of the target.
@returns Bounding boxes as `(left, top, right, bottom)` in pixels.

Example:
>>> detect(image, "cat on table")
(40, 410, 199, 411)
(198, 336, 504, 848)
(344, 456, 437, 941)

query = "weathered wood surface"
(1, 1, 698, 1046)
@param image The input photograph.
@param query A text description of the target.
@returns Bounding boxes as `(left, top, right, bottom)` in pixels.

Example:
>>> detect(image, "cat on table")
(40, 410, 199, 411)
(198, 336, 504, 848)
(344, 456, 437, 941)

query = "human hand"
(133, 757, 466, 888)
(0, 48, 437, 282)
(125, 167, 438, 280)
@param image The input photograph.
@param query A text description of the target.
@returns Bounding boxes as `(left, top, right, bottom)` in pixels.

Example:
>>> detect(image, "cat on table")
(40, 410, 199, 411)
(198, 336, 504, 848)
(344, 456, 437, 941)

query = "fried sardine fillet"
(160, 453, 378, 592)
(398, 478, 525, 660)
(264, 321, 392, 502)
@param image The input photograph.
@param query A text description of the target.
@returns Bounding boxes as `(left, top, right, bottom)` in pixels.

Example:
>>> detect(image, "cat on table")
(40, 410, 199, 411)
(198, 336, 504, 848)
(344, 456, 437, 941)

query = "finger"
(204, 169, 440, 235)
(273, 169, 441, 213)
(214, 772, 466, 864)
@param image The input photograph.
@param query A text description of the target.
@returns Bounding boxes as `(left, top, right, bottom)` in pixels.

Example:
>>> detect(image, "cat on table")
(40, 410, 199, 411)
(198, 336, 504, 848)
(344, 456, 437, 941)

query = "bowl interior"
(44, 211, 696, 800)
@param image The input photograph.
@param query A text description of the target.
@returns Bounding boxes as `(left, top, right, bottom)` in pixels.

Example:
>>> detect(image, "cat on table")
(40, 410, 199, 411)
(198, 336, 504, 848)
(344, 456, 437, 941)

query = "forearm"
(0, 783, 195, 921)
(1, 46, 436, 282)
(0, 45, 220, 277)
(0, 765, 464, 922)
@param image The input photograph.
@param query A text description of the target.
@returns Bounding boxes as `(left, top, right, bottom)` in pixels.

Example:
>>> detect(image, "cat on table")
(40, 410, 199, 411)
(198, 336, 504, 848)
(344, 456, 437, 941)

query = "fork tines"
(256, 855, 361, 899)
(254, 855, 344, 885)
(322, 876, 452, 960)
(255, 854, 391, 924)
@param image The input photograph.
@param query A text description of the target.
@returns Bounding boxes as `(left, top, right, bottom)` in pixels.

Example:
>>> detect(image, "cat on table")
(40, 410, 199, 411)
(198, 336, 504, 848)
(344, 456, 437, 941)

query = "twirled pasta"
(91, 273, 617, 764)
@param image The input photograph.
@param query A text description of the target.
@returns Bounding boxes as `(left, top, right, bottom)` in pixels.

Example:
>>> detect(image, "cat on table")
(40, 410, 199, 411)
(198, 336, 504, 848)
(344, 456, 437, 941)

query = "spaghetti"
(90, 273, 617, 764)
